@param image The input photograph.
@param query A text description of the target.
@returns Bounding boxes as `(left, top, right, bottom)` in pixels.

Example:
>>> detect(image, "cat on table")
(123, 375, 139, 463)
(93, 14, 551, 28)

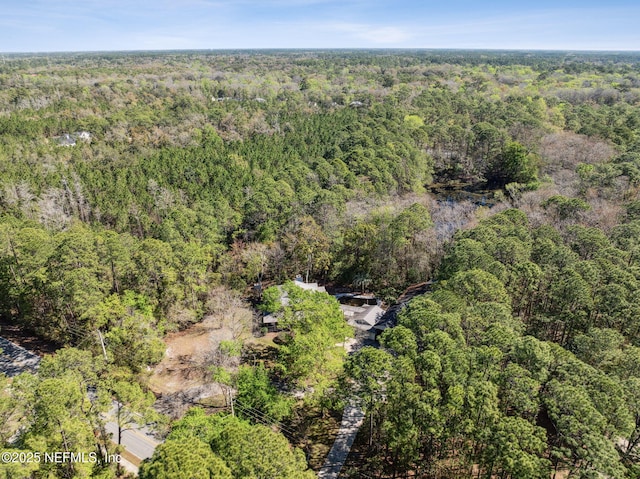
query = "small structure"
(54, 131, 92, 147)
(56, 134, 76, 147)
(260, 279, 325, 330)
(76, 131, 92, 142)
(262, 313, 279, 332)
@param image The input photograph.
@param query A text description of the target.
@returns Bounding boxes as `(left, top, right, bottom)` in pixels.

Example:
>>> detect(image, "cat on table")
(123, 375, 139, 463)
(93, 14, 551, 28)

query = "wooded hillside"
(1, 50, 640, 478)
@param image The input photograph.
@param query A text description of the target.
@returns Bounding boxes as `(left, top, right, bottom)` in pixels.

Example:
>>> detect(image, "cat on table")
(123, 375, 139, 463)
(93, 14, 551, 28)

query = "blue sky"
(1, 0, 639, 52)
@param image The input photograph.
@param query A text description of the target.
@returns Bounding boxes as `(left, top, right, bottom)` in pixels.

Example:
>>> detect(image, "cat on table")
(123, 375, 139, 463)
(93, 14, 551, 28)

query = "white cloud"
(2, 1, 638, 51)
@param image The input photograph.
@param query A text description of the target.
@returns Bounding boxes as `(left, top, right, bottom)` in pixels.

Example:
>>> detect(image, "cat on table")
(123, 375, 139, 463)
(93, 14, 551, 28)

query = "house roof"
(261, 279, 329, 325)
(293, 279, 326, 293)
(262, 314, 278, 324)
(373, 281, 434, 331)
(75, 131, 91, 141)
(347, 304, 385, 331)
(340, 304, 366, 317)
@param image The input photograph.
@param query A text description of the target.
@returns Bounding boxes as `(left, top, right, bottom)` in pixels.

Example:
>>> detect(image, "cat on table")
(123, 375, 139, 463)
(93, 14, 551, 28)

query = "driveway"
(317, 403, 366, 479)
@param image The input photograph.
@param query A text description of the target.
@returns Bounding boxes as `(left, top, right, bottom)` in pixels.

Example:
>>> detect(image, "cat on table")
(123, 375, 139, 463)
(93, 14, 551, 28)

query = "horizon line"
(2, 47, 640, 56)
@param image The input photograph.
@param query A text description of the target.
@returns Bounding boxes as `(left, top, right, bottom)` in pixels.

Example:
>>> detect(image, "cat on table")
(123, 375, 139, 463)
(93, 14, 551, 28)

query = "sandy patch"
(149, 315, 236, 395)
(148, 288, 254, 418)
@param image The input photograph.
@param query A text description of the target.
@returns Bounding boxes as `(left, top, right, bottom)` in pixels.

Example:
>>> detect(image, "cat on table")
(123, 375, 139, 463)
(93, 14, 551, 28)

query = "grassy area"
(193, 394, 227, 409)
(287, 406, 343, 470)
(117, 448, 141, 467)
(245, 332, 278, 348)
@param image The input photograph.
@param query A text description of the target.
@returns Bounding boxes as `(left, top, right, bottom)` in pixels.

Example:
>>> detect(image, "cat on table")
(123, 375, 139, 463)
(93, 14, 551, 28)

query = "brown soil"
(0, 319, 60, 356)
(148, 314, 245, 419)
(149, 315, 236, 396)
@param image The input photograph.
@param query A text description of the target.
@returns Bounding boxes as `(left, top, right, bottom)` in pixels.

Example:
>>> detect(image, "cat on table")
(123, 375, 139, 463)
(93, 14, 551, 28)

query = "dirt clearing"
(148, 288, 254, 417)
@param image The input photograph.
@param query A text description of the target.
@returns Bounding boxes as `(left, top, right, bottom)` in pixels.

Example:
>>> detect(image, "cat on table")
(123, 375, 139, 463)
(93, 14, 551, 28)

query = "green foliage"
(102, 300, 165, 371)
(4, 50, 640, 479)
(210, 415, 315, 479)
(482, 416, 550, 478)
(259, 285, 283, 314)
(544, 380, 627, 478)
(109, 380, 160, 446)
(379, 325, 418, 359)
(403, 114, 424, 129)
(335, 202, 433, 289)
(166, 409, 315, 479)
(275, 282, 353, 391)
(235, 364, 293, 421)
(343, 191, 640, 476)
(281, 215, 331, 280)
(442, 269, 511, 306)
(542, 195, 591, 220)
(139, 437, 233, 479)
(486, 141, 538, 187)
(0, 447, 41, 479)
(342, 346, 395, 411)
(7, 370, 110, 479)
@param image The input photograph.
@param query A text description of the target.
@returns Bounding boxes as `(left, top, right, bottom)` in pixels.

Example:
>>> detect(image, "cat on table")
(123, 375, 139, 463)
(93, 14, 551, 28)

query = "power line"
(233, 400, 282, 428)
(233, 397, 295, 434)
(232, 398, 297, 439)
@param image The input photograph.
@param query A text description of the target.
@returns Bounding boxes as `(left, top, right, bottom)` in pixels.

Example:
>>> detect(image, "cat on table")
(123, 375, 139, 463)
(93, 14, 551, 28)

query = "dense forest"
(0, 50, 640, 478)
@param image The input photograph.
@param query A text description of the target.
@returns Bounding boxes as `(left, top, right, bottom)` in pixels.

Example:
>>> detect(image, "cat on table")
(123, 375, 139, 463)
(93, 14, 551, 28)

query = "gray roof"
(57, 134, 76, 146)
(345, 304, 385, 331)
(293, 280, 327, 293)
(262, 314, 278, 324)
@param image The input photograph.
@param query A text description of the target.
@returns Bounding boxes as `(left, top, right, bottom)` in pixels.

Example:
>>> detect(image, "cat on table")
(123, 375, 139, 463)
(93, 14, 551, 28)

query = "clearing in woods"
(149, 288, 254, 416)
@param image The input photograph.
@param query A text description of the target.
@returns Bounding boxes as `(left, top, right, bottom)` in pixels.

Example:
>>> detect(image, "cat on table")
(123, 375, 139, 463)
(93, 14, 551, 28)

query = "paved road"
(0, 336, 41, 377)
(104, 419, 159, 460)
(317, 403, 366, 479)
(0, 336, 160, 467)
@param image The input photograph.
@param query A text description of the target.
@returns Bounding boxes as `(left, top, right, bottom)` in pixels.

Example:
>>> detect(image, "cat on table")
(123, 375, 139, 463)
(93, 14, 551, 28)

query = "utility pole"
(97, 330, 108, 361)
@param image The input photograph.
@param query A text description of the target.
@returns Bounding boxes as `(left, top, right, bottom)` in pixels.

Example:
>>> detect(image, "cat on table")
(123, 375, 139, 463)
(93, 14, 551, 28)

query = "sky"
(1, 0, 639, 52)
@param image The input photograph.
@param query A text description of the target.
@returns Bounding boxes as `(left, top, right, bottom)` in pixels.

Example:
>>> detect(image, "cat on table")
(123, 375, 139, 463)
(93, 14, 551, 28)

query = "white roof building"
(293, 279, 327, 293)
